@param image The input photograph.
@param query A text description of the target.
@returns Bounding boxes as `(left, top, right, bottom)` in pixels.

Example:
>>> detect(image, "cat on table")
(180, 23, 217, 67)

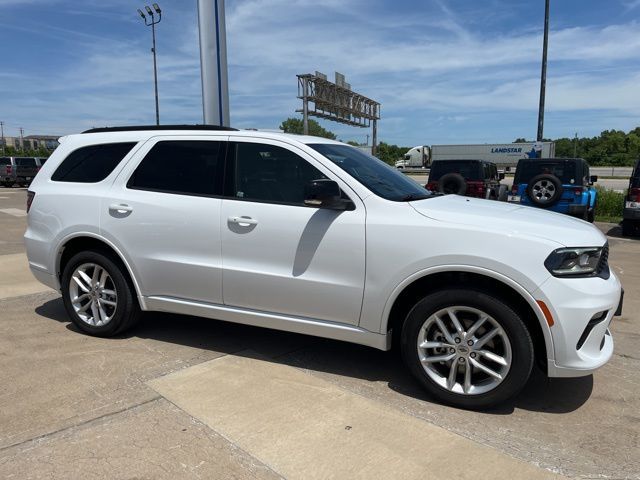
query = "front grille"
(596, 243, 610, 279)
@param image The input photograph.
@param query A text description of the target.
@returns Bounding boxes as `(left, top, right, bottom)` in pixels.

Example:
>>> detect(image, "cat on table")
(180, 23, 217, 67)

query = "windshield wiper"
(400, 193, 431, 201)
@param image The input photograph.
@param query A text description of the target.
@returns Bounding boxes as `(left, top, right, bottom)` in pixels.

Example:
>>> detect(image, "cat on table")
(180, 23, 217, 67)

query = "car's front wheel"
(61, 250, 140, 337)
(401, 289, 534, 409)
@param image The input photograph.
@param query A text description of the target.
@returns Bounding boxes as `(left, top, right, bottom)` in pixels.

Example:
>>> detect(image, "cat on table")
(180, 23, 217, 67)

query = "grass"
(595, 186, 625, 223)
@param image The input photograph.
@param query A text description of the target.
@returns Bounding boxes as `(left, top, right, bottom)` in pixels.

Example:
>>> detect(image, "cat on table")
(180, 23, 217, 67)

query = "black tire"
(438, 173, 467, 195)
(526, 174, 563, 207)
(622, 220, 637, 237)
(1, 182, 12, 188)
(61, 250, 140, 337)
(400, 288, 534, 410)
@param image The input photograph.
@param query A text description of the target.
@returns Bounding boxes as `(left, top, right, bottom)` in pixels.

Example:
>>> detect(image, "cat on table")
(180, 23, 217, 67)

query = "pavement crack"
(0, 396, 162, 454)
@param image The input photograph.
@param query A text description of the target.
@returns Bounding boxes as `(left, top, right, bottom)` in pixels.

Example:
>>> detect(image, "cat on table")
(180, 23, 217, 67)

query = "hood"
(410, 195, 607, 247)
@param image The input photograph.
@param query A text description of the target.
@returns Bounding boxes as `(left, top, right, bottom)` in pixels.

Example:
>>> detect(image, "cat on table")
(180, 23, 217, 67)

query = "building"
(2, 135, 60, 151)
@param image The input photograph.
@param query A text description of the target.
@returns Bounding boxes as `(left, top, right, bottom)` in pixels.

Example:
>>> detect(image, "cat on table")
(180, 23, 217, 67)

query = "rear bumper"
(623, 207, 640, 220)
(29, 264, 60, 292)
(568, 204, 587, 215)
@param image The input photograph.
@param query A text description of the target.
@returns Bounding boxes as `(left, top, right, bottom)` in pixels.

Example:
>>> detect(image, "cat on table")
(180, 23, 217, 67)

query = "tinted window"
(229, 142, 327, 205)
(309, 143, 430, 201)
(128, 141, 224, 196)
(38, 158, 47, 165)
(52, 143, 136, 183)
(429, 161, 482, 181)
(15, 157, 37, 167)
(631, 160, 640, 188)
(514, 160, 580, 185)
(0, 158, 9, 166)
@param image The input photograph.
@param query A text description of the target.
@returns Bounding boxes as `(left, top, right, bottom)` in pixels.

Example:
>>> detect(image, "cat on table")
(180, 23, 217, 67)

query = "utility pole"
(536, 0, 550, 146)
(573, 132, 578, 157)
(198, 0, 230, 127)
(0, 121, 4, 155)
(137, 4, 162, 125)
(19, 127, 24, 153)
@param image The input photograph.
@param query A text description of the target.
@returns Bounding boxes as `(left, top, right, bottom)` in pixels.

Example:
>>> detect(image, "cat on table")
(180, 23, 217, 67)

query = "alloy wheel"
(416, 306, 512, 395)
(68, 263, 118, 327)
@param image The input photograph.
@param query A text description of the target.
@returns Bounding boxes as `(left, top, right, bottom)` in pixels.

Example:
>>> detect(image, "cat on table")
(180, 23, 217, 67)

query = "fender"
(380, 264, 555, 361)
(54, 231, 148, 310)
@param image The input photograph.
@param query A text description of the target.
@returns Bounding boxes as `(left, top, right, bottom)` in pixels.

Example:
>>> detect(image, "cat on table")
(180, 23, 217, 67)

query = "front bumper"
(534, 271, 621, 378)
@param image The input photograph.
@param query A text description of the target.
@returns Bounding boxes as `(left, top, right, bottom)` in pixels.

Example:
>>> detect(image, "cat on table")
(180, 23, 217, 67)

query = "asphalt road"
(0, 186, 639, 479)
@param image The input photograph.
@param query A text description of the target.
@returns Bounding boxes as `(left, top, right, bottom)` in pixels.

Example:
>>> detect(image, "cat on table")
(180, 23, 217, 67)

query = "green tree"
(375, 142, 412, 165)
(279, 117, 337, 139)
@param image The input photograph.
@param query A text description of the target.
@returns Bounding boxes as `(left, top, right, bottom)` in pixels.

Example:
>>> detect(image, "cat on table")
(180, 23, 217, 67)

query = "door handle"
(228, 216, 258, 226)
(109, 203, 133, 214)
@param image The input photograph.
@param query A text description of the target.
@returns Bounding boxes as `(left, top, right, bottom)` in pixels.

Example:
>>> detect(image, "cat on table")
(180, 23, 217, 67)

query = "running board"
(144, 296, 391, 351)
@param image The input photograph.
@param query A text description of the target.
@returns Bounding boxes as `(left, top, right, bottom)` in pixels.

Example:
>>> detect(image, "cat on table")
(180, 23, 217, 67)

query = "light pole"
(137, 4, 162, 125)
(536, 0, 550, 147)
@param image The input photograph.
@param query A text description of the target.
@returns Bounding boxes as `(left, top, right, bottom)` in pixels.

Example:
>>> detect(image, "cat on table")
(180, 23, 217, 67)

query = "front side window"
(128, 140, 225, 196)
(52, 143, 136, 183)
(228, 142, 327, 205)
(310, 143, 430, 201)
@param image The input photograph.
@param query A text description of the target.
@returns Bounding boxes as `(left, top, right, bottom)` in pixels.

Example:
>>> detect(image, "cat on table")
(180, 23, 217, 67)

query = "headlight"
(544, 246, 604, 277)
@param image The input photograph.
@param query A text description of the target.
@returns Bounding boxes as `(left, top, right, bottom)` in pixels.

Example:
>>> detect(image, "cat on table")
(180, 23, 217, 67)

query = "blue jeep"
(508, 158, 598, 222)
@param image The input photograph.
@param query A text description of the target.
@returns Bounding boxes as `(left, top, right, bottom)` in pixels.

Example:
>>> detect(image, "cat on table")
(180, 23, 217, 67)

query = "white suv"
(25, 126, 623, 409)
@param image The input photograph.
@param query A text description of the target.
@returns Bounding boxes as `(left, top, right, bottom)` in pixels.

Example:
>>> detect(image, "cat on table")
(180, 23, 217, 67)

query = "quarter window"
(52, 143, 136, 183)
(128, 140, 225, 196)
(229, 142, 327, 205)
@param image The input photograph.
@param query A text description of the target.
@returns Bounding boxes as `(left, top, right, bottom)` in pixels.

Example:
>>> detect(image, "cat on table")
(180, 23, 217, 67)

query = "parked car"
(25, 126, 622, 409)
(508, 158, 598, 222)
(622, 159, 640, 236)
(426, 159, 507, 200)
(0, 156, 40, 187)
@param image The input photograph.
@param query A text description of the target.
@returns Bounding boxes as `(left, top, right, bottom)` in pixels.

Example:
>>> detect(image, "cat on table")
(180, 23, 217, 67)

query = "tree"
(279, 117, 337, 139)
(375, 142, 411, 165)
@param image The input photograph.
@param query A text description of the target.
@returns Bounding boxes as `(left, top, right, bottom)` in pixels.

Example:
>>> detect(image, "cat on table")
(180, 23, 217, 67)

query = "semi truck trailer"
(395, 142, 556, 169)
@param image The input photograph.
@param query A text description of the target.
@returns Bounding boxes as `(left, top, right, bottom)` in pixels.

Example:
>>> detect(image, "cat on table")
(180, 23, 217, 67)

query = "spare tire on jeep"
(526, 174, 562, 207)
(438, 173, 467, 195)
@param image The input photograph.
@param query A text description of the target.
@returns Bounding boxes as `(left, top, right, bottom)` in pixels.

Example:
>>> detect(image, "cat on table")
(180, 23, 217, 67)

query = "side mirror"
(499, 172, 505, 180)
(304, 179, 350, 210)
(590, 175, 598, 184)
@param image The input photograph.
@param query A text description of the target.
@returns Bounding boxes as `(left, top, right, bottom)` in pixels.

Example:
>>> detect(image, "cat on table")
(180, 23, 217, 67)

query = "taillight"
(629, 188, 640, 202)
(511, 184, 518, 194)
(573, 187, 584, 196)
(26, 191, 35, 213)
(5, 165, 12, 175)
(426, 182, 438, 191)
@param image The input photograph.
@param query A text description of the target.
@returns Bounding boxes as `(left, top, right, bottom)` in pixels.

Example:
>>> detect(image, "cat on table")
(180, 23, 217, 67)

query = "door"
(220, 138, 366, 325)
(101, 137, 227, 304)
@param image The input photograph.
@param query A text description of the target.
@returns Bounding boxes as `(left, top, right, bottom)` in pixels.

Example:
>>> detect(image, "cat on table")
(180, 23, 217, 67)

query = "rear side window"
(128, 140, 225, 196)
(15, 158, 37, 167)
(52, 143, 136, 183)
(0, 158, 9, 166)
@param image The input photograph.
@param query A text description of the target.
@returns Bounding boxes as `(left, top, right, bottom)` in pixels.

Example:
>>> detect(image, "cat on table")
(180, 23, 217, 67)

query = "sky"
(0, 0, 639, 146)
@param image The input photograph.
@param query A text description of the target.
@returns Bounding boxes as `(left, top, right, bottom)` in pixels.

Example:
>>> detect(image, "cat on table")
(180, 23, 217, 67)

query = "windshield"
(429, 160, 482, 181)
(15, 157, 37, 167)
(309, 144, 430, 201)
(515, 160, 580, 185)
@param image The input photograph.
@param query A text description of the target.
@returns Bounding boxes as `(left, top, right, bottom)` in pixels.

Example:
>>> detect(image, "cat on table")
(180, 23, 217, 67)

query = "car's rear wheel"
(622, 219, 638, 237)
(401, 289, 534, 409)
(61, 250, 140, 337)
(526, 174, 563, 207)
(1, 182, 12, 188)
(438, 173, 467, 195)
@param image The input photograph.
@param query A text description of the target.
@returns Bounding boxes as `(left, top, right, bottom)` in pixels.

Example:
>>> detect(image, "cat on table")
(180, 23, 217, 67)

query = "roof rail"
(82, 125, 238, 134)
